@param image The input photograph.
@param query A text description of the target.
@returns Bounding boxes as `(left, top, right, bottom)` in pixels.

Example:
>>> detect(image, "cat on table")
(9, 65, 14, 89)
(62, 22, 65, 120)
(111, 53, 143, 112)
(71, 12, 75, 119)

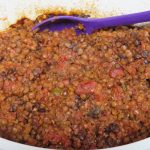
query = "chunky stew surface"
(0, 18, 150, 149)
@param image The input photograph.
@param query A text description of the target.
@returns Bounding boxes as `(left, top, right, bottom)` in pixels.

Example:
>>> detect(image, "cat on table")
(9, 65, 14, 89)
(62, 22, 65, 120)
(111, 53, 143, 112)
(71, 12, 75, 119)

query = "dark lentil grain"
(105, 123, 120, 134)
(87, 106, 101, 119)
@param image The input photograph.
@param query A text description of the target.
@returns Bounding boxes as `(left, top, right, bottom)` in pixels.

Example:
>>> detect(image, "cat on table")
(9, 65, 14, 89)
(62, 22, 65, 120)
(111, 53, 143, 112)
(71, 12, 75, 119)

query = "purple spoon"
(33, 11, 150, 34)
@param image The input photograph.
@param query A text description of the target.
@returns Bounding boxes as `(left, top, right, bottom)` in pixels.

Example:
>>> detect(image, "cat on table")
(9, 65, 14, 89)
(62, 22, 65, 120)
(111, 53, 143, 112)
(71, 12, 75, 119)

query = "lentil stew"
(0, 17, 150, 149)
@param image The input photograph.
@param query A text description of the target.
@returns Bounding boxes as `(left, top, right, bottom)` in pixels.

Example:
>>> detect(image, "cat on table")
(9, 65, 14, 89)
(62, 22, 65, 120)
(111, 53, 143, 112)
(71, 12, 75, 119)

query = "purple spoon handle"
(33, 11, 150, 34)
(87, 11, 150, 33)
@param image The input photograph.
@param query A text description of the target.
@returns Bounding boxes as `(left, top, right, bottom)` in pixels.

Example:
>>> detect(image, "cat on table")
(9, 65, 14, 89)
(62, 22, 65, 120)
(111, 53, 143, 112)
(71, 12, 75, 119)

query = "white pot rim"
(0, 137, 150, 150)
(0, 1, 150, 150)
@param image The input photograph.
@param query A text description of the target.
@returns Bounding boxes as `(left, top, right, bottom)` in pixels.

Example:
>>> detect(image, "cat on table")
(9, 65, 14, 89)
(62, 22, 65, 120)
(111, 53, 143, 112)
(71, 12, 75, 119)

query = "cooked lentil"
(0, 17, 150, 150)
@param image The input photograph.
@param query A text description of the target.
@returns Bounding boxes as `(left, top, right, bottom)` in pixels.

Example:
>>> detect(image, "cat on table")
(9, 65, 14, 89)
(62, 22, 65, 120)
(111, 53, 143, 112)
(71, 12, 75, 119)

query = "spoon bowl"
(33, 11, 150, 34)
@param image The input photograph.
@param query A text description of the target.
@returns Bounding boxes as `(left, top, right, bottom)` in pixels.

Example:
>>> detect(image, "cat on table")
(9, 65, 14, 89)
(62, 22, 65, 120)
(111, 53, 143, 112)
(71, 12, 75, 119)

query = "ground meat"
(0, 17, 150, 150)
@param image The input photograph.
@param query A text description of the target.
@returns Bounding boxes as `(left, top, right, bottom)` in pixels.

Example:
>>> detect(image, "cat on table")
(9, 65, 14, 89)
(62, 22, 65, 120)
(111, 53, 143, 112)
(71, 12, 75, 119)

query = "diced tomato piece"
(0, 78, 3, 90)
(63, 79, 70, 86)
(95, 92, 107, 102)
(109, 67, 125, 78)
(141, 42, 146, 49)
(59, 55, 68, 63)
(73, 111, 83, 121)
(113, 86, 124, 100)
(76, 81, 97, 95)
(57, 55, 69, 70)
(44, 131, 70, 147)
(147, 55, 150, 62)
(127, 59, 143, 76)
(145, 67, 150, 78)
(3, 80, 13, 92)
(127, 65, 137, 76)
